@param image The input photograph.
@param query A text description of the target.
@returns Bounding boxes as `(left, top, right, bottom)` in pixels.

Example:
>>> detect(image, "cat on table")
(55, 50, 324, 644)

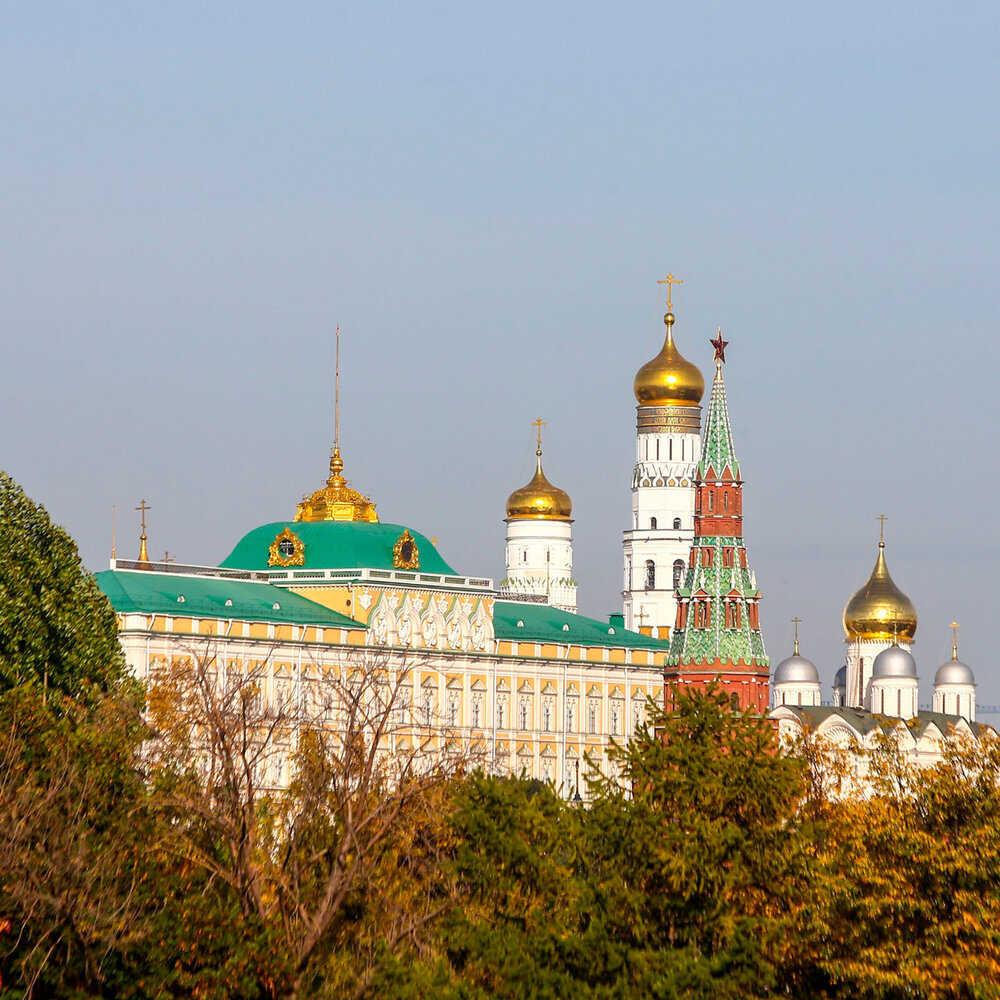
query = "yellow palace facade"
(98, 441, 669, 798)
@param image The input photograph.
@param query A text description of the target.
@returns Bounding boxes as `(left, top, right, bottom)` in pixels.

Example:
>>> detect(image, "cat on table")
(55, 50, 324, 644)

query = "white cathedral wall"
(867, 677, 919, 720)
(845, 637, 912, 710)
(933, 684, 976, 722)
(772, 683, 822, 709)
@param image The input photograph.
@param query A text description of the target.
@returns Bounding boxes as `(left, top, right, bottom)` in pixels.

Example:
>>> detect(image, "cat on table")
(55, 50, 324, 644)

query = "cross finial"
(532, 417, 546, 456)
(950, 620, 960, 660)
(162, 551, 174, 565)
(635, 605, 650, 628)
(135, 499, 150, 566)
(657, 272, 683, 312)
(791, 616, 802, 656)
(877, 513, 888, 545)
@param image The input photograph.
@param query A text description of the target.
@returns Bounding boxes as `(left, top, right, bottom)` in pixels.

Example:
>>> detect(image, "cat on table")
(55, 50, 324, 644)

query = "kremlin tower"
(666, 332, 769, 712)
(501, 419, 577, 613)
(622, 275, 704, 636)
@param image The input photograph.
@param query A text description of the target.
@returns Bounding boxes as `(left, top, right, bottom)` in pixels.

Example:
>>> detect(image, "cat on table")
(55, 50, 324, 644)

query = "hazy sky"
(2, 3, 999, 709)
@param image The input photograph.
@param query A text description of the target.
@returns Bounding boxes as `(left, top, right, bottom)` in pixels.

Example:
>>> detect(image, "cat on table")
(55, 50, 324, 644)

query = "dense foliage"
(3, 474, 1000, 998)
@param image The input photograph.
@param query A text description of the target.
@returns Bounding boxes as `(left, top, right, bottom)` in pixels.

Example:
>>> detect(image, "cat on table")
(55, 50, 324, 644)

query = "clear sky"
(2, 3, 999, 709)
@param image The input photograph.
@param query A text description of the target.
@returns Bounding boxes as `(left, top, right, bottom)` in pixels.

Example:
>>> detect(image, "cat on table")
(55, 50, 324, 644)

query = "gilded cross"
(791, 616, 801, 655)
(636, 606, 649, 628)
(136, 499, 150, 534)
(877, 513, 888, 543)
(532, 417, 546, 452)
(657, 273, 683, 311)
(951, 620, 960, 659)
(162, 551, 174, 565)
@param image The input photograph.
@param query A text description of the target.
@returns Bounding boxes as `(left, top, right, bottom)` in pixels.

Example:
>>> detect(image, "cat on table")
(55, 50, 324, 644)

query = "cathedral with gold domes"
(772, 526, 986, 762)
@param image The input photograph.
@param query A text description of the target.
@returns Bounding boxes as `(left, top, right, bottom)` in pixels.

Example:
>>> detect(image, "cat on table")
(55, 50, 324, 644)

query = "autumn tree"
(145, 645, 472, 1000)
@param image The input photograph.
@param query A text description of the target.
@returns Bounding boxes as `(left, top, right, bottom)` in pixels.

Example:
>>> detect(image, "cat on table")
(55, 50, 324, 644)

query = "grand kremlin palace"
(95, 280, 985, 792)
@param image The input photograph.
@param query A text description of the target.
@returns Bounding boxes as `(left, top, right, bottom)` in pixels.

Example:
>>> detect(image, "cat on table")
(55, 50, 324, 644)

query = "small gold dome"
(505, 452, 572, 521)
(633, 312, 705, 407)
(843, 542, 917, 642)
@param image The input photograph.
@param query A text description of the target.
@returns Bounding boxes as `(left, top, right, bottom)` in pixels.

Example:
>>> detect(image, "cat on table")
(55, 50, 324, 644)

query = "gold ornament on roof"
(295, 447, 379, 523)
(268, 526, 305, 567)
(392, 529, 420, 570)
(295, 324, 379, 523)
(634, 275, 705, 407)
(505, 418, 573, 521)
(843, 519, 917, 642)
(135, 499, 151, 569)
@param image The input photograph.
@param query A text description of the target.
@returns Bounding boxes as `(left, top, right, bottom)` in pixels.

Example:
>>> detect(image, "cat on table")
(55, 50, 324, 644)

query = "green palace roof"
(97, 569, 363, 630)
(494, 601, 672, 650)
(219, 521, 456, 575)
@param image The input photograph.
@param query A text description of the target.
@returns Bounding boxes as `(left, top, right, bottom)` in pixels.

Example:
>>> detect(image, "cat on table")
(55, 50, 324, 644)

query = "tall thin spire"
(334, 323, 341, 454)
(698, 335, 740, 482)
(111, 504, 116, 560)
(951, 620, 960, 660)
(792, 617, 801, 656)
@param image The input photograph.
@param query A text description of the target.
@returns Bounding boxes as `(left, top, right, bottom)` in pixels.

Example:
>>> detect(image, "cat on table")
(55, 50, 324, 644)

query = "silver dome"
(935, 658, 976, 687)
(872, 644, 918, 680)
(773, 653, 820, 685)
(833, 665, 847, 690)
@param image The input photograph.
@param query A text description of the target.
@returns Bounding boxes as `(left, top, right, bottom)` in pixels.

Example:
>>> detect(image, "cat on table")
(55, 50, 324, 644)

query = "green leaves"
(0, 472, 125, 698)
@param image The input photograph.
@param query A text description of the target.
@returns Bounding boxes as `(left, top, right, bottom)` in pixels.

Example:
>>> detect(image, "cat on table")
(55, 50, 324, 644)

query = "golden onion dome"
(843, 541, 918, 642)
(633, 312, 705, 407)
(505, 450, 573, 521)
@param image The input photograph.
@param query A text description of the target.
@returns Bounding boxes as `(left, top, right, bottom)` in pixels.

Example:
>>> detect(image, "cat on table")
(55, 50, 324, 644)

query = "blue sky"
(2, 3, 998, 706)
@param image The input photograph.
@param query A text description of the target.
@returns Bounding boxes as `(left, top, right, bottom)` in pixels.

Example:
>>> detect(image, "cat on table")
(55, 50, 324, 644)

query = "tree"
(0, 472, 125, 697)
(145, 644, 472, 1000)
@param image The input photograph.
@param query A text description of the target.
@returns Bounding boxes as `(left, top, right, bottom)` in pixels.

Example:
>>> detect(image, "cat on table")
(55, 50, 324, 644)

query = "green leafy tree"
(0, 472, 125, 697)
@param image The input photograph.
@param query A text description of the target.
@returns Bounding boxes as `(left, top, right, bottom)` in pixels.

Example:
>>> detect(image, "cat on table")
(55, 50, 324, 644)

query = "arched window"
(645, 560, 655, 590)
(650, 517, 657, 529)
(673, 517, 681, 530)
(672, 559, 685, 589)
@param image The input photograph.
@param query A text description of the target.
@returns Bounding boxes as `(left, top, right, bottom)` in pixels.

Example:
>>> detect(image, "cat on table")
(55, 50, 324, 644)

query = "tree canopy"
(0, 472, 125, 696)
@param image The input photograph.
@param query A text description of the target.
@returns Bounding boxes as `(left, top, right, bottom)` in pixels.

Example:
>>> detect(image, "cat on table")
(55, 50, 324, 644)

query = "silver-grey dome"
(833, 665, 847, 690)
(872, 644, 918, 680)
(773, 653, 820, 685)
(935, 658, 976, 687)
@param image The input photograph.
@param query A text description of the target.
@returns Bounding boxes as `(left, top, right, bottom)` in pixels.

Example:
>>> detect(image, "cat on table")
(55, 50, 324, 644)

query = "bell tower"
(623, 275, 704, 636)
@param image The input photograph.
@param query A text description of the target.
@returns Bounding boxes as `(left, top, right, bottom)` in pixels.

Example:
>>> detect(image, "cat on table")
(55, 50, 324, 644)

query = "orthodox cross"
(791, 616, 801, 655)
(635, 606, 649, 628)
(532, 417, 546, 454)
(136, 499, 150, 535)
(162, 551, 175, 565)
(657, 272, 683, 311)
(877, 513, 888, 543)
(951, 620, 960, 659)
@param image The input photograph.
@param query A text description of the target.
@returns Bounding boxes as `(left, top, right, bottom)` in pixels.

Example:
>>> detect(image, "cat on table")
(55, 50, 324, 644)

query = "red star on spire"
(710, 329, 729, 364)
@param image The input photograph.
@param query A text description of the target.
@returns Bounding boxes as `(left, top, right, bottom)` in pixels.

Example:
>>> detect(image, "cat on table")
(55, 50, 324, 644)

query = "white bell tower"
(502, 419, 577, 614)
(622, 276, 704, 636)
